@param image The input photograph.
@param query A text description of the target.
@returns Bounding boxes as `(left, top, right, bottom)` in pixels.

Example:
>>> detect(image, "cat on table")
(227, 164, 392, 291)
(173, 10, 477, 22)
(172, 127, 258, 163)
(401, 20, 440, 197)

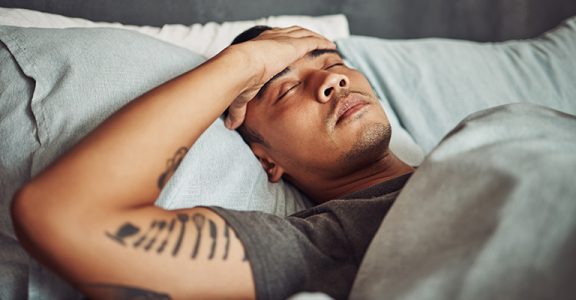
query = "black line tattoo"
(208, 220, 217, 260)
(105, 214, 248, 263)
(144, 221, 166, 251)
(157, 218, 176, 254)
(82, 283, 171, 299)
(133, 220, 158, 248)
(234, 230, 248, 262)
(172, 214, 189, 256)
(190, 214, 205, 259)
(222, 224, 230, 260)
(157, 147, 189, 189)
(105, 223, 140, 246)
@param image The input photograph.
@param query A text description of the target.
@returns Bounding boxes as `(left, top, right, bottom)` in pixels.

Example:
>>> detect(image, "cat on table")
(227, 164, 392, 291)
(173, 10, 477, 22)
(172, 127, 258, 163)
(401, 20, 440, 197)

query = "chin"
(340, 122, 391, 169)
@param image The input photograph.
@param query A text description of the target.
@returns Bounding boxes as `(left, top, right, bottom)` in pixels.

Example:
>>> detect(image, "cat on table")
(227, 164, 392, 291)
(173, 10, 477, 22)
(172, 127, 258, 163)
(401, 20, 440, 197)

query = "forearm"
(17, 47, 255, 211)
(10, 27, 336, 298)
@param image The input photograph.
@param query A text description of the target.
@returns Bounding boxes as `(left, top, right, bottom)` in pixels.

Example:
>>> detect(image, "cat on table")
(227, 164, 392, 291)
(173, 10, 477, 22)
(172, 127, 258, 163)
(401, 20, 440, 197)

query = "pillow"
(0, 7, 349, 58)
(0, 38, 33, 300)
(336, 44, 425, 166)
(0, 25, 311, 299)
(336, 15, 576, 152)
(0, 23, 312, 219)
(0, 7, 425, 166)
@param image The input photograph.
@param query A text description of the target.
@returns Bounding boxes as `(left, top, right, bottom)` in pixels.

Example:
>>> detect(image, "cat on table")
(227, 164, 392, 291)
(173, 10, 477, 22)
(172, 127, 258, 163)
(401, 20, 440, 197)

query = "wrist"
(220, 44, 264, 94)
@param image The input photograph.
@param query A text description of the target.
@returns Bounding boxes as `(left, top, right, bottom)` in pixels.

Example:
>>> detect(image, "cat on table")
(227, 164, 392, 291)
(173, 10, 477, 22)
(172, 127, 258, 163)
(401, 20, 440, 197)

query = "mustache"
(327, 89, 351, 122)
(326, 89, 370, 124)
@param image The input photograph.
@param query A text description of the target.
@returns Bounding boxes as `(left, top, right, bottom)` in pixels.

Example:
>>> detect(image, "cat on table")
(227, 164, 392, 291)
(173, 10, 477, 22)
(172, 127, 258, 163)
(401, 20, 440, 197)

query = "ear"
(250, 144, 285, 183)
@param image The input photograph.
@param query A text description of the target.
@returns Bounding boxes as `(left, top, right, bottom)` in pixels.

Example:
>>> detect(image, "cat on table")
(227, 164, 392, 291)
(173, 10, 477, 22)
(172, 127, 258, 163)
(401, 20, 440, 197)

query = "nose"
(317, 73, 349, 103)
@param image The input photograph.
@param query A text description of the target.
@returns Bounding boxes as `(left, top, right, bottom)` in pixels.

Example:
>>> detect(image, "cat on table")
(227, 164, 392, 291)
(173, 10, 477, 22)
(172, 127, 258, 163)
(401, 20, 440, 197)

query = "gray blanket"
(351, 103, 576, 300)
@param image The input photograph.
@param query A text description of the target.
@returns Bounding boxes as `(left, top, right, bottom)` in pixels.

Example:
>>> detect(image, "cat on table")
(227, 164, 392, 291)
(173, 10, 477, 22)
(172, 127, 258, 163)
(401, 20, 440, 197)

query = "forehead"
(255, 49, 344, 98)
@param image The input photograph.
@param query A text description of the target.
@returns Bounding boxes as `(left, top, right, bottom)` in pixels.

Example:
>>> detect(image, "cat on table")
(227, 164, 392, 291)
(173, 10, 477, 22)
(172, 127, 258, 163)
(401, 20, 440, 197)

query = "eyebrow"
(307, 48, 343, 59)
(255, 48, 344, 99)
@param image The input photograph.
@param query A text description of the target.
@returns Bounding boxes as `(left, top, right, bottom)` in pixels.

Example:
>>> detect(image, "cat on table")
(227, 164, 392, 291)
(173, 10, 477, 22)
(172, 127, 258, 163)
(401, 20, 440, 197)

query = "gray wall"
(2, 0, 576, 41)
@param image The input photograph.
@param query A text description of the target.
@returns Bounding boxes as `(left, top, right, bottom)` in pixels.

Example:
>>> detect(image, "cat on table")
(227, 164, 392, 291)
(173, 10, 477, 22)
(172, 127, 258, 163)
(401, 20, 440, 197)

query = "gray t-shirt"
(210, 173, 412, 299)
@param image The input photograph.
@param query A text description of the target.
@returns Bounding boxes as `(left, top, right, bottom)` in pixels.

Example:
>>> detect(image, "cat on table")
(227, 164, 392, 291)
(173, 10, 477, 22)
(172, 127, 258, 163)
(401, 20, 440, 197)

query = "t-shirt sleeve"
(207, 205, 359, 300)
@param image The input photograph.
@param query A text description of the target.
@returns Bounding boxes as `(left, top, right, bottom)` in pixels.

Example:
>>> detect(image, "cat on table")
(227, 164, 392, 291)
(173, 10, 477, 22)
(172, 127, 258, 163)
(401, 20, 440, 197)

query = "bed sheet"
(352, 103, 576, 300)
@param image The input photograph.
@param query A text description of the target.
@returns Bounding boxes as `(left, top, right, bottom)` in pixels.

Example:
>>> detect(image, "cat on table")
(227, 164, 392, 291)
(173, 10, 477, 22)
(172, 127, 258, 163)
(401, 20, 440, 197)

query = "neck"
(295, 151, 414, 203)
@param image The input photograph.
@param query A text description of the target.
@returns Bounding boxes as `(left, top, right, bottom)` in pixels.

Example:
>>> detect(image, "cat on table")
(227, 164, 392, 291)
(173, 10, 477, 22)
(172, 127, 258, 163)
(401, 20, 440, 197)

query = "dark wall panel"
(1, 0, 576, 41)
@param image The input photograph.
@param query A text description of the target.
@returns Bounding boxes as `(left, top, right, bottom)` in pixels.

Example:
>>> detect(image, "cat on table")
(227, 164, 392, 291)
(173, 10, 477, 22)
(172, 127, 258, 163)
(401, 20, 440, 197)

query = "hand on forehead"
(224, 26, 336, 129)
(256, 49, 344, 99)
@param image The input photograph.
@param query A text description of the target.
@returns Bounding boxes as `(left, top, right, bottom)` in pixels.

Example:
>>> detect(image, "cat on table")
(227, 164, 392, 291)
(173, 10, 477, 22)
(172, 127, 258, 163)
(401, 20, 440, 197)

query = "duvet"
(351, 103, 576, 300)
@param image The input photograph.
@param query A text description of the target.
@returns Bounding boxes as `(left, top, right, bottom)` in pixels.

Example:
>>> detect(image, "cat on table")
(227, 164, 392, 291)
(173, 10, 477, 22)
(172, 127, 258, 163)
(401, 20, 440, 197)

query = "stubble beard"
(339, 122, 392, 171)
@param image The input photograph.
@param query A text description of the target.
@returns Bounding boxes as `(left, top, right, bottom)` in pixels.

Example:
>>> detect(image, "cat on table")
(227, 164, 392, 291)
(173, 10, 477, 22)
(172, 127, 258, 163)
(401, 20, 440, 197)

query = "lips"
(335, 94, 369, 124)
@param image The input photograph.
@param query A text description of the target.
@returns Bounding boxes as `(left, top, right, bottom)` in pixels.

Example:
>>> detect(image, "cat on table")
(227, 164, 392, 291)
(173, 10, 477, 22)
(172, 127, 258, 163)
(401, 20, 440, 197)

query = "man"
(11, 26, 413, 299)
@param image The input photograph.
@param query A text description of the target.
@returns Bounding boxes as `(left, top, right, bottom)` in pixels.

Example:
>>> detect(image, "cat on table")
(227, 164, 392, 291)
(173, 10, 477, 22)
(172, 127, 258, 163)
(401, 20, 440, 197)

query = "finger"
(280, 27, 324, 39)
(297, 35, 337, 51)
(225, 104, 247, 130)
(257, 26, 300, 37)
(290, 27, 323, 37)
(263, 26, 324, 40)
(257, 26, 334, 50)
(274, 26, 303, 33)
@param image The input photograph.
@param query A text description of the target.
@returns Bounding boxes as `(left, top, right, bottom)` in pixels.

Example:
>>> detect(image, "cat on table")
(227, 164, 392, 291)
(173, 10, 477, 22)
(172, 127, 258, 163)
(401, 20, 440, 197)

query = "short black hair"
(226, 25, 273, 146)
(231, 25, 272, 45)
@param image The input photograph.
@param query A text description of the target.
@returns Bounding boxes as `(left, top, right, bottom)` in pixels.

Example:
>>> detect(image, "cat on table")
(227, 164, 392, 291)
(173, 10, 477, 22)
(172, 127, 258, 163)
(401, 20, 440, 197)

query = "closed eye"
(276, 83, 300, 102)
(326, 63, 345, 69)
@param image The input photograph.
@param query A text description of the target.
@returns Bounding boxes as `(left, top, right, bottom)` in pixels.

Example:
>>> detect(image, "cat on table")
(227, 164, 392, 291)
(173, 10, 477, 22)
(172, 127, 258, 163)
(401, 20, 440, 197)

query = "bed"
(1, 1, 576, 299)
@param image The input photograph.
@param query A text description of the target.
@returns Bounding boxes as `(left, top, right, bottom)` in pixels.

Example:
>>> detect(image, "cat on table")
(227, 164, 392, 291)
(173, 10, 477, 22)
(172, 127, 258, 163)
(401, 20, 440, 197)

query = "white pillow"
(0, 7, 424, 166)
(336, 15, 576, 152)
(0, 7, 349, 57)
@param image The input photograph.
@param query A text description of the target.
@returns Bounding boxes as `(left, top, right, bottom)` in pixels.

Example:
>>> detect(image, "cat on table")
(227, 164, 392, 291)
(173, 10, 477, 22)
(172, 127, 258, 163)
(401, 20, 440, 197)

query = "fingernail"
(224, 118, 231, 129)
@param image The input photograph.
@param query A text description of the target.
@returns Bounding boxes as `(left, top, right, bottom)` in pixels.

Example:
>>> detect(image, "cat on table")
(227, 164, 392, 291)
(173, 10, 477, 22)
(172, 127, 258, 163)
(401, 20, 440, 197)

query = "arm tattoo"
(106, 223, 140, 246)
(208, 220, 217, 260)
(105, 213, 247, 262)
(190, 214, 205, 259)
(133, 220, 158, 248)
(157, 218, 176, 254)
(223, 224, 230, 260)
(172, 214, 189, 256)
(144, 220, 166, 251)
(82, 283, 171, 299)
(157, 147, 189, 189)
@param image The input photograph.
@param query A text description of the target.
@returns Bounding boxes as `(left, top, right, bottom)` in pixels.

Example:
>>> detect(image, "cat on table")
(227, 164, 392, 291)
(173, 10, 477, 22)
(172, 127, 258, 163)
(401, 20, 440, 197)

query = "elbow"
(11, 184, 38, 244)
(11, 183, 55, 252)
(12, 183, 72, 270)
(12, 185, 30, 228)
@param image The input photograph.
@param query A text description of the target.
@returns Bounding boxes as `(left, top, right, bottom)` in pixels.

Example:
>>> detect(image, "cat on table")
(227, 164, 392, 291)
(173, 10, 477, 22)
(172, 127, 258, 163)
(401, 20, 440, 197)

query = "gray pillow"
(0, 25, 310, 299)
(0, 25, 312, 214)
(0, 38, 34, 300)
(337, 15, 576, 152)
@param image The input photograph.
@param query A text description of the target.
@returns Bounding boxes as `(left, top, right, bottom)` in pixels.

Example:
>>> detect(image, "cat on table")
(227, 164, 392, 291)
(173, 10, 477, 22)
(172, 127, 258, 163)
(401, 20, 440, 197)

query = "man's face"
(244, 49, 391, 183)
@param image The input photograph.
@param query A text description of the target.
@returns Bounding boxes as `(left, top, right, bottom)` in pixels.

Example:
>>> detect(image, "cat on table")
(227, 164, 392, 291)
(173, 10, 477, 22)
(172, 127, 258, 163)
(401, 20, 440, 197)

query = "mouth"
(334, 94, 369, 125)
